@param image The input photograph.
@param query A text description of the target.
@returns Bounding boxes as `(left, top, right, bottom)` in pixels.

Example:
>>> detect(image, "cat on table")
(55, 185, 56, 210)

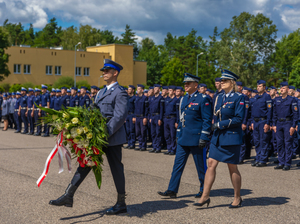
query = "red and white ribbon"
(36, 132, 72, 187)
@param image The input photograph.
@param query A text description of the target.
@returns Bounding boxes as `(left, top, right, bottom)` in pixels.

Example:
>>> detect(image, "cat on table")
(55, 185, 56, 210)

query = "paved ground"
(0, 128, 299, 224)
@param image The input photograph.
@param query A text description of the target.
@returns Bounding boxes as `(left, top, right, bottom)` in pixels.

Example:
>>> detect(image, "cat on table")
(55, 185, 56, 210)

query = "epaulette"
(118, 86, 125, 91)
(236, 92, 242, 96)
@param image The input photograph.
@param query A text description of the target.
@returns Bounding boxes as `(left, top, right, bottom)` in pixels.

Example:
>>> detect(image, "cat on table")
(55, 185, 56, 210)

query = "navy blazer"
(211, 92, 245, 146)
(177, 92, 212, 146)
(95, 83, 128, 146)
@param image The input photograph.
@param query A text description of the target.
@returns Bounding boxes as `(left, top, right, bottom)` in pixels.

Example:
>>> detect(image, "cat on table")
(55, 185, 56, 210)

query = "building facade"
(1, 44, 147, 87)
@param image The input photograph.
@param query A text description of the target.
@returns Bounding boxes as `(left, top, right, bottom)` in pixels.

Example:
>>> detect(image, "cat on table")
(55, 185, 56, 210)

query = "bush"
(0, 86, 5, 93)
(0, 83, 10, 92)
(9, 84, 22, 92)
(53, 77, 74, 88)
(76, 80, 90, 90)
(22, 82, 35, 89)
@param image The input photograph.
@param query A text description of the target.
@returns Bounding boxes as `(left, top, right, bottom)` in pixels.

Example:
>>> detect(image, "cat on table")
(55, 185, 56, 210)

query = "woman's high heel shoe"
(193, 198, 210, 207)
(229, 198, 242, 208)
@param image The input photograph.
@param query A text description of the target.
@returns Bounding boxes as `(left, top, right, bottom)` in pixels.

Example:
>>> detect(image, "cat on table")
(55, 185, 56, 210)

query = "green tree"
(2, 19, 25, 46)
(9, 84, 22, 92)
(22, 82, 35, 89)
(0, 83, 10, 92)
(120, 25, 138, 58)
(61, 26, 80, 50)
(161, 57, 185, 86)
(216, 12, 277, 87)
(53, 76, 74, 88)
(0, 28, 10, 81)
(22, 24, 35, 46)
(76, 80, 90, 90)
(289, 57, 300, 87)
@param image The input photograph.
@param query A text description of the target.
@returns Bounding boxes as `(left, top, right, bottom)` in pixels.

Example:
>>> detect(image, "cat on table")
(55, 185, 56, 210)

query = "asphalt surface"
(0, 128, 300, 224)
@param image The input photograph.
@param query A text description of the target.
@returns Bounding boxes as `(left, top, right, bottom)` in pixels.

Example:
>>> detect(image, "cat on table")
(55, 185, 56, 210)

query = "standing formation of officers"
(124, 78, 300, 170)
(0, 84, 100, 136)
(1, 77, 300, 171)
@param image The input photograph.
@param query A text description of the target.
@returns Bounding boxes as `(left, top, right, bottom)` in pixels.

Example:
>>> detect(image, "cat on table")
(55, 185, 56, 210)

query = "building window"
(76, 67, 81, 76)
(24, 65, 31, 74)
(84, 67, 90, 76)
(55, 66, 61, 75)
(14, 64, 21, 74)
(46, 66, 52, 75)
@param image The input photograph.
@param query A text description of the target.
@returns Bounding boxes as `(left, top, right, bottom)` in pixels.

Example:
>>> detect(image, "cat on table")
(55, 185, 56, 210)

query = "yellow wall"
(2, 44, 147, 88)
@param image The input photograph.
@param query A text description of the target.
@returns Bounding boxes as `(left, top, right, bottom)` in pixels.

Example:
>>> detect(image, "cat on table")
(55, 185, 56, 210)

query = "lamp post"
(74, 42, 81, 87)
(98, 75, 103, 87)
(196, 52, 204, 77)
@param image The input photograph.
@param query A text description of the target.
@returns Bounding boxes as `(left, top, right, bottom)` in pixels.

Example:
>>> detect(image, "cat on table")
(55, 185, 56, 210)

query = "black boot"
(106, 194, 127, 215)
(49, 184, 77, 207)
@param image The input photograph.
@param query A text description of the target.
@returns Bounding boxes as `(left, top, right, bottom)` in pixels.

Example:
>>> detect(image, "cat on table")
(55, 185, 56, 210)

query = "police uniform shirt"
(15, 98, 21, 110)
(53, 96, 62, 111)
(79, 95, 91, 108)
(61, 95, 70, 108)
(33, 95, 41, 108)
(20, 95, 28, 108)
(149, 94, 164, 120)
(164, 96, 179, 120)
(69, 95, 79, 107)
(9, 98, 16, 114)
(251, 92, 272, 125)
(134, 95, 149, 118)
(41, 93, 50, 107)
(242, 94, 251, 125)
(127, 95, 136, 114)
(27, 95, 34, 108)
(273, 95, 298, 128)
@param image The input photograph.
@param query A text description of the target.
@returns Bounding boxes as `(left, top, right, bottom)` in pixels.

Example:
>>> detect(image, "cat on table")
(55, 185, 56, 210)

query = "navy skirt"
(209, 142, 241, 164)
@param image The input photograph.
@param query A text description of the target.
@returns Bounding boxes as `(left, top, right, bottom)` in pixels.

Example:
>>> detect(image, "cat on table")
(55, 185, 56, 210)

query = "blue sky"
(1, 0, 300, 44)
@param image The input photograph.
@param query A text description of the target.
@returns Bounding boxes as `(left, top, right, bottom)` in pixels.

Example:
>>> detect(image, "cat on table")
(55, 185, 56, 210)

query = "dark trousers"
(125, 114, 135, 147)
(20, 109, 28, 133)
(41, 110, 49, 135)
(71, 145, 125, 194)
(14, 111, 21, 131)
(135, 117, 147, 148)
(151, 115, 163, 150)
(164, 117, 177, 153)
(27, 109, 34, 134)
(168, 144, 206, 193)
(8, 113, 14, 128)
(276, 121, 293, 166)
(253, 120, 271, 163)
(34, 110, 41, 134)
(240, 128, 252, 161)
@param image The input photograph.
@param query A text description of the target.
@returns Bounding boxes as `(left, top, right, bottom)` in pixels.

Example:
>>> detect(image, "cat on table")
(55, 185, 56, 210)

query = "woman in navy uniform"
(195, 69, 245, 208)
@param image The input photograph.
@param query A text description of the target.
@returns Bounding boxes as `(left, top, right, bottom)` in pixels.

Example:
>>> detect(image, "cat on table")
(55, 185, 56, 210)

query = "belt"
(135, 114, 144, 117)
(165, 115, 176, 119)
(28, 108, 33, 110)
(34, 109, 39, 111)
(279, 117, 292, 122)
(152, 113, 159, 116)
(21, 107, 27, 110)
(254, 117, 266, 122)
(14, 109, 19, 112)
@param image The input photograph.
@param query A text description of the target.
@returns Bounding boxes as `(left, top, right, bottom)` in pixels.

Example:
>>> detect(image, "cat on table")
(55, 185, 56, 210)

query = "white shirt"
(106, 82, 118, 91)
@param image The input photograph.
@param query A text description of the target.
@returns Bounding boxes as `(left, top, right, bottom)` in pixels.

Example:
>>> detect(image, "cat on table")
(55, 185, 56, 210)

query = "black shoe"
(251, 161, 258, 167)
(194, 198, 210, 207)
(283, 166, 290, 171)
(49, 184, 77, 207)
(292, 155, 297, 159)
(256, 163, 267, 167)
(155, 150, 161, 153)
(42, 134, 50, 137)
(274, 165, 284, 169)
(106, 194, 127, 215)
(297, 162, 300, 167)
(229, 198, 243, 208)
(149, 149, 156, 153)
(239, 161, 244, 164)
(123, 145, 130, 149)
(164, 151, 170, 155)
(140, 148, 146, 151)
(28, 132, 34, 135)
(14, 130, 20, 133)
(129, 146, 135, 149)
(169, 152, 176, 155)
(21, 131, 28, 134)
(148, 144, 153, 148)
(34, 133, 41, 136)
(157, 190, 177, 198)
(273, 159, 279, 164)
(134, 148, 140, 151)
(195, 192, 203, 198)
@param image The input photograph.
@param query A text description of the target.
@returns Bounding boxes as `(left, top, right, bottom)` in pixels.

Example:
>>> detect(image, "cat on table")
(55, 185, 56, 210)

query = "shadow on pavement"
(210, 188, 253, 197)
(60, 199, 193, 222)
(196, 196, 290, 209)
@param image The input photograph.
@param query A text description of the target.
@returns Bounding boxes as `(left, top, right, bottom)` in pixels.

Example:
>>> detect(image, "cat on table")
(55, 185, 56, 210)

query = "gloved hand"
(198, 139, 206, 149)
(211, 123, 219, 131)
(90, 103, 99, 110)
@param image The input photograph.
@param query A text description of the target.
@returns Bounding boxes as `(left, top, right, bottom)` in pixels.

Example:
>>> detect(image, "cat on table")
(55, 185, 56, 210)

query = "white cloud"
(0, 0, 300, 43)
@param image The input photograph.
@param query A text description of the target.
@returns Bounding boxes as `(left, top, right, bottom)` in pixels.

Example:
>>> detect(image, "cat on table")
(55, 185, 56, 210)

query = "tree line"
(1, 12, 300, 89)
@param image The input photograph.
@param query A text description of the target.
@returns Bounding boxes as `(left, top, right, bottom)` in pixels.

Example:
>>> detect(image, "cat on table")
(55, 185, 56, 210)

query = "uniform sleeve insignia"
(268, 103, 272, 108)
(188, 104, 191, 108)
(294, 106, 298, 111)
(240, 102, 244, 105)
(205, 102, 209, 106)
(246, 104, 249, 108)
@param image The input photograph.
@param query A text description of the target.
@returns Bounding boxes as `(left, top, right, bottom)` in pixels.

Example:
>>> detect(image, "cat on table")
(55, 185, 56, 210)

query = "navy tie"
(102, 87, 107, 95)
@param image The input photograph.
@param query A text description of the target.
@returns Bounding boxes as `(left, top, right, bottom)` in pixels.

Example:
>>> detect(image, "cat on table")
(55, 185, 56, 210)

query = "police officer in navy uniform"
(69, 87, 79, 107)
(196, 69, 245, 208)
(49, 88, 56, 109)
(213, 78, 224, 104)
(39, 85, 50, 137)
(162, 85, 179, 155)
(26, 88, 35, 135)
(250, 80, 272, 167)
(9, 92, 17, 129)
(60, 87, 70, 109)
(124, 85, 136, 149)
(19, 87, 28, 134)
(50, 59, 128, 215)
(53, 89, 62, 111)
(33, 88, 41, 136)
(158, 73, 212, 199)
(273, 82, 298, 170)
(79, 86, 91, 108)
(147, 86, 154, 147)
(148, 84, 164, 153)
(133, 84, 149, 151)
(14, 92, 22, 133)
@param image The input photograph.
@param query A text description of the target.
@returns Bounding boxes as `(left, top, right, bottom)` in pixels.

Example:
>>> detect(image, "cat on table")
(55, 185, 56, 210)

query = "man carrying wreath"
(49, 59, 128, 215)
